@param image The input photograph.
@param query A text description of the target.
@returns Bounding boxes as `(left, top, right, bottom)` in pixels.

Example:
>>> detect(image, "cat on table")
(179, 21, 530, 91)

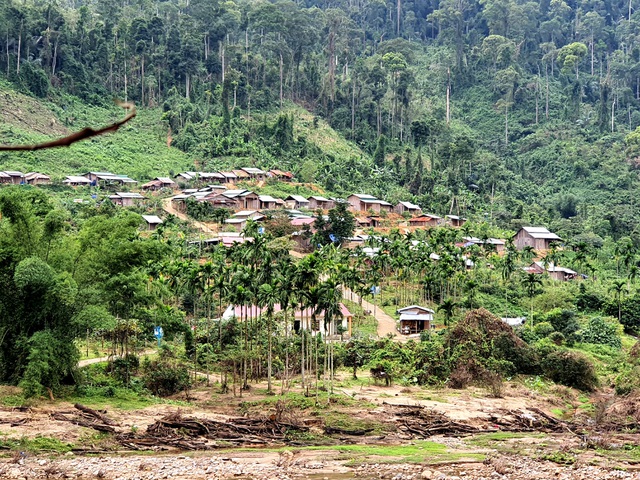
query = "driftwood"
(324, 426, 374, 436)
(385, 404, 567, 438)
(117, 412, 310, 451)
(51, 412, 115, 433)
(74, 403, 119, 426)
(0, 100, 136, 151)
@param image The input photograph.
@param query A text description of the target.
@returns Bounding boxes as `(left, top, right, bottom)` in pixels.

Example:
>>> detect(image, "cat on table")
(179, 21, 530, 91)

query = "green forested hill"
(3, 0, 640, 240)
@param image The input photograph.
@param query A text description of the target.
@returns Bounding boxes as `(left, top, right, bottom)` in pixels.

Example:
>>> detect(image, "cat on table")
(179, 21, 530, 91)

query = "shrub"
(580, 316, 621, 349)
(544, 309, 580, 336)
(541, 350, 599, 391)
(549, 331, 565, 345)
(533, 321, 555, 338)
(142, 359, 191, 397)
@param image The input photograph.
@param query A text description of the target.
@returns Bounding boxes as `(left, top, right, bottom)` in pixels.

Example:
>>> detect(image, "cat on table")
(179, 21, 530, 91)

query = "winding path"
(162, 197, 216, 235)
(343, 288, 398, 338)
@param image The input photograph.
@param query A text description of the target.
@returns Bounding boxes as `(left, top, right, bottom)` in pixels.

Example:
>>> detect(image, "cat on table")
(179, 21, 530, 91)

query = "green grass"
(231, 441, 485, 464)
(0, 85, 195, 180)
(466, 432, 547, 449)
(0, 436, 73, 454)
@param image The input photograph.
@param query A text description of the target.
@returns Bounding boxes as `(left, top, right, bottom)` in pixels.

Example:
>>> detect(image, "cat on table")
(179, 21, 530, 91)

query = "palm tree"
(257, 281, 280, 394)
(609, 279, 626, 323)
(437, 298, 458, 326)
(522, 273, 543, 323)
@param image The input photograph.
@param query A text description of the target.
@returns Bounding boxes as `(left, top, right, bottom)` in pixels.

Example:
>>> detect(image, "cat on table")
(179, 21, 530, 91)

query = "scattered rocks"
(1, 453, 640, 479)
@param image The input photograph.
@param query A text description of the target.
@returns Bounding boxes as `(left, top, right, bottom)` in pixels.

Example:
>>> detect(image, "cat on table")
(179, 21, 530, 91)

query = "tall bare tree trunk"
(16, 20, 22, 75)
(446, 68, 451, 125)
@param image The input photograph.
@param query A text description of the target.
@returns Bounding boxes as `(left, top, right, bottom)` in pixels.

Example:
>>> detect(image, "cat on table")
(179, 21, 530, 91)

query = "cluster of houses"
(175, 168, 294, 184)
(0, 171, 51, 185)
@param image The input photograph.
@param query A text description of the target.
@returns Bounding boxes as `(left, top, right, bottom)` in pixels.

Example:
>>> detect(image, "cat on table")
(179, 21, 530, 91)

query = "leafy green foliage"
(541, 350, 599, 392)
(580, 317, 622, 349)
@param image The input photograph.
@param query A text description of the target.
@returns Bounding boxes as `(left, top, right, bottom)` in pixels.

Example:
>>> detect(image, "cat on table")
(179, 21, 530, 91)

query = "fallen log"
(324, 426, 374, 436)
(51, 412, 116, 433)
(74, 403, 119, 426)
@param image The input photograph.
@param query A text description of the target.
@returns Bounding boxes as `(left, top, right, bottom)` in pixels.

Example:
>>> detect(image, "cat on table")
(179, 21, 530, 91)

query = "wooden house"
(395, 201, 422, 215)
(514, 227, 562, 251)
(141, 215, 163, 231)
(0, 171, 24, 184)
(347, 194, 393, 214)
(141, 177, 177, 191)
(462, 236, 506, 253)
(221, 189, 260, 210)
(85, 172, 137, 186)
(259, 194, 279, 210)
(286, 195, 310, 209)
(445, 215, 466, 227)
(218, 171, 238, 183)
(307, 195, 334, 210)
(268, 170, 294, 182)
(108, 192, 145, 207)
(63, 175, 92, 186)
(409, 214, 442, 228)
(24, 172, 51, 185)
(241, 167, 267, 181)
(397, 306, 435, 335)
(232, 169, 251, 180)
(524, 261, 577, 281)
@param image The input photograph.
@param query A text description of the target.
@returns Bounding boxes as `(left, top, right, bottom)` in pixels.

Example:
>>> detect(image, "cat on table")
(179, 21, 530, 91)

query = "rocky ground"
(2, 451, 640, 480)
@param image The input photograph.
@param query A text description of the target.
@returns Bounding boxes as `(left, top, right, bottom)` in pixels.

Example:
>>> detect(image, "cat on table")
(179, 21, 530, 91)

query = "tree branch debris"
(0, 100, 136, 151)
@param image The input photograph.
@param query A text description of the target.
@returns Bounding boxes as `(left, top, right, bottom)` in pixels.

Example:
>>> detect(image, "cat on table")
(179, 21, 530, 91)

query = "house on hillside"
(85, 172, 137, 186)
(286, 195, 310, 209)
(524, 261, 578, 281)
(259, 195, 280, 210)
(225, 210, 265, 231)
(24, 172, 51, 185)
(445, 215, 466, 227)
(63, 175, 92, 186)
(462, 236, 506, 253)
(0, 171, 24, 184)
(514, 226, 562, 251)
(395, 201, 422, 215)
(397, 306, 435, 335)
(268, 170, 294, 182)
(347, 194, 393, 214)
(409, 214, 442, 228)
(221, 189, 260, 210)
(141, 177, 177, 191)
(232, 169, 251, 180)
(141, 215, 163, 231)
(108, 192, 145, 207)
(241, 167, 267, 181)
(218, 171, 238, 183)
(308, 195, 334, 210)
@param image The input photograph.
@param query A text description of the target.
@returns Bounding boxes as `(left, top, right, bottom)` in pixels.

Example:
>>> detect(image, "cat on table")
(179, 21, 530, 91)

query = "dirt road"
(343, 288, 397, 337)
(162, 197, 216, 235)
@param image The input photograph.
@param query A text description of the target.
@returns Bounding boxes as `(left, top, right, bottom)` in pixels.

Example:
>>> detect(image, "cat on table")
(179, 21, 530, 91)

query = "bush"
(541, 350, 599, 391)
(580, 316, 621, 349)
(533, 321, 555, 338)
(544, 309, 580, 336)
(549, 331, 565, 345)
(142, 359, 191, 397)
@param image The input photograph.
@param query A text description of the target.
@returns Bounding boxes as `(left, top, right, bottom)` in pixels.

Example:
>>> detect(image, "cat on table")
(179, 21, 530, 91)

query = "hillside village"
(0, 167, 580, 298)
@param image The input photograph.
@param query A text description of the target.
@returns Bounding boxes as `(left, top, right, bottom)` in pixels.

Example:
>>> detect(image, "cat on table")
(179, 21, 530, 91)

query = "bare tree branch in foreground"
(0, 100, 136, 151)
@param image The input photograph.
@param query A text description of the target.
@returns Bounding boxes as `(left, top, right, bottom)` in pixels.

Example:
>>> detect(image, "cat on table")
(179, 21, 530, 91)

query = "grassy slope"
(0, 81, 195, 180)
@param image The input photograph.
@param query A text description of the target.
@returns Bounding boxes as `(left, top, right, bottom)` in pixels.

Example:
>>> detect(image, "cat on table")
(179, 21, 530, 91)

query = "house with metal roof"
(397, 306, 435, 335)
(395, 201, 422, 215)
(514, 226, 562, 251)
(141, 215, 163, 230)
